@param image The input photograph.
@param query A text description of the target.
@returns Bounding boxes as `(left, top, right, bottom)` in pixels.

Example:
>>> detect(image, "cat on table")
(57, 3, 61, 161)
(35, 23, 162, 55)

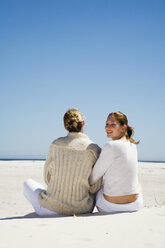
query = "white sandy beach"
(0, 160, 165, 248)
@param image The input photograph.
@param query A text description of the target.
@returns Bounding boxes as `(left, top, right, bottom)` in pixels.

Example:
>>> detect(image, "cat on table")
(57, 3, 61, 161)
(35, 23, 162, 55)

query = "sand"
(0, 160, 165, 248)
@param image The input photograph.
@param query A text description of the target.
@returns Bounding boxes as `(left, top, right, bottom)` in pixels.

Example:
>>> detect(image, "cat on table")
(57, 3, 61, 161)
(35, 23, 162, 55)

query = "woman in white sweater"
(24, 109, 102, 216)
(90, 111, 143, 213)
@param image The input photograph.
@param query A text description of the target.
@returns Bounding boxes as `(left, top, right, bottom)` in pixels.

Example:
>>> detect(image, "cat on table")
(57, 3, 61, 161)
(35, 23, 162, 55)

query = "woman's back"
(103, 139, 140, 196)
(39, 132, 101, 215)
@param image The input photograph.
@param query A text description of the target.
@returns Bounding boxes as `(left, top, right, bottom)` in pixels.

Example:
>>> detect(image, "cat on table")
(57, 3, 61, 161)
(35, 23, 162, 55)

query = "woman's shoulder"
(50, 133, 100, 152)
(108, 140, 137, 154)
(103, 140, 130, 151)
(51, 136, 68, 146)
(87, 143, 101, 158)
(100, 141, 114, 155)
(103, 140, 116, 149)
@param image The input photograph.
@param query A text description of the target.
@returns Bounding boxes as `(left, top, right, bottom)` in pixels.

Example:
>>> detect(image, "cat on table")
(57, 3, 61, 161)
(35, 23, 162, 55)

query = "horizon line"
(0, 159, 165, 163)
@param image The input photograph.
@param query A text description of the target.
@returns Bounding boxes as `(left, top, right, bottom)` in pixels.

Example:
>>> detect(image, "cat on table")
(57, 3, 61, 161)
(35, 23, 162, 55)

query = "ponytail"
(126, 125, 140, 144)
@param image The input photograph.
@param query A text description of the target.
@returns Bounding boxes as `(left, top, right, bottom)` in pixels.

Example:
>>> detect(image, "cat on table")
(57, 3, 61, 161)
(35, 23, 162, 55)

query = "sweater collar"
(67, 132, 88, 139)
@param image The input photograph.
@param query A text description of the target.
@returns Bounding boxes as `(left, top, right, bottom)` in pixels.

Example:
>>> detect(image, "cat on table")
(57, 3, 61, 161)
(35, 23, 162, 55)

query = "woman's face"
(105, 115, 126, 140)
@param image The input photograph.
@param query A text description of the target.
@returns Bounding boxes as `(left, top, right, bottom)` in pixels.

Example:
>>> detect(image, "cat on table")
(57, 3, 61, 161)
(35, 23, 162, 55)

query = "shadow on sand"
(0, 211, 119, 221)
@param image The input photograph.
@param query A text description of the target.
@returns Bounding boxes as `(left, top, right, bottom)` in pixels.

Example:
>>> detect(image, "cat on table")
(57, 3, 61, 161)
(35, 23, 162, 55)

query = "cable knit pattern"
(38, 132, 102, 215)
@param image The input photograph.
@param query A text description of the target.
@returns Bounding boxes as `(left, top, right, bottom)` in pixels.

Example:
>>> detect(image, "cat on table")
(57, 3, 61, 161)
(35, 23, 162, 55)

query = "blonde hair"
(63, 109, 84, 132)
(108, 111, 140, 144)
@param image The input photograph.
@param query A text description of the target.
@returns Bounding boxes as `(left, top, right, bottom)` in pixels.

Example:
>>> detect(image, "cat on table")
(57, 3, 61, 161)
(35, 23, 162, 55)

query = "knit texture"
(38, 132, 102, 215)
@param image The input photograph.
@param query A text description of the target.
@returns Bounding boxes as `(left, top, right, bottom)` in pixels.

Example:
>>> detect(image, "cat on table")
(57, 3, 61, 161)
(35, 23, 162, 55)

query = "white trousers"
(96, 189, 143, 213)
(23, 179, 58, 216)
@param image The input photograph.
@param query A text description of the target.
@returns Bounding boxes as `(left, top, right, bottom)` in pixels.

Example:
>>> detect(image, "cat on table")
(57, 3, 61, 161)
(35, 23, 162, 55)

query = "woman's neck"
(112, 136, 127, 142)
(120, 136, 128, 141)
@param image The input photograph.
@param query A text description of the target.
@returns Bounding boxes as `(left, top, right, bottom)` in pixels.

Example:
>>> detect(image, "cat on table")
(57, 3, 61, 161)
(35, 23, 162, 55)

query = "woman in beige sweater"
(24, 109, 102, 216)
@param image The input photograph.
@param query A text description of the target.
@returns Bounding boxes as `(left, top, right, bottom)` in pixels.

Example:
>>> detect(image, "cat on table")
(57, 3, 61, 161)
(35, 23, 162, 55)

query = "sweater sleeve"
(89, 177, 102, 194)
(44, 145, 54, 185)
(87, 143, 101, 159)
(89, 142, 114, 185)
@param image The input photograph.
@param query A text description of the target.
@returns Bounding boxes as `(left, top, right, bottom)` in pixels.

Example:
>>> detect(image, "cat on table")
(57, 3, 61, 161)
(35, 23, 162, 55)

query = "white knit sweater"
(38, 132, 102, 215)
(90, 139, 140, 196)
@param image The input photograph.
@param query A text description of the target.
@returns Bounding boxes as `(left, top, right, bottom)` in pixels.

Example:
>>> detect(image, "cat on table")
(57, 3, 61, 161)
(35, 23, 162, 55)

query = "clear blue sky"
(1, 0, 165, 161)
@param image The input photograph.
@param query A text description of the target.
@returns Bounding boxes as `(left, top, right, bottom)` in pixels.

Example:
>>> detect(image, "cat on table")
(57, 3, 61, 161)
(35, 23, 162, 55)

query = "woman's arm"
(89, 177, 102, 194)
(89, 142, 114, 185)
(44, 145, 53, 185)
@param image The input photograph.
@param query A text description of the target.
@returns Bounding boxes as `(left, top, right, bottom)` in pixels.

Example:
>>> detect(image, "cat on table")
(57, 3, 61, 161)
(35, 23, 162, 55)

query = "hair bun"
(72, 120, 78, 128)
(64, 109, 84, 132)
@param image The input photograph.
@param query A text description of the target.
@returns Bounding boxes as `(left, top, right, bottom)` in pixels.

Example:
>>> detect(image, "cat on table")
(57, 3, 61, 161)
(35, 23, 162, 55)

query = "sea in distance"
(0, 159, 165, 163)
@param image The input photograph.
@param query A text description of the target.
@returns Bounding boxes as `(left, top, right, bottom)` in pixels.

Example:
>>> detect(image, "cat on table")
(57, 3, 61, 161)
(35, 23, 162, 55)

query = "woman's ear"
(64, 126, 68, 131)
(122, 124, 127, 132)
(80, 120, 85, 133)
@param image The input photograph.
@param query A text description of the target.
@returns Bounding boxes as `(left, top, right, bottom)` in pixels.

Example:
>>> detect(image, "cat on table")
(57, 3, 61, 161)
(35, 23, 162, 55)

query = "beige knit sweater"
(38, 132, 102, 215)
